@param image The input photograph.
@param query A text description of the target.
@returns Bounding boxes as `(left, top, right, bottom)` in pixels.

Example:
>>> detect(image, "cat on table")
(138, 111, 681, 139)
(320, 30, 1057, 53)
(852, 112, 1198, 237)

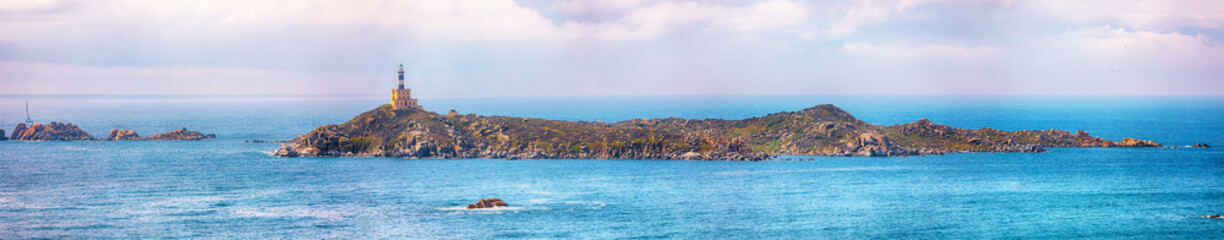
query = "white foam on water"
(438, 206, 528, 213)
(0, 197, 55, 210)
(62, 146, 102, 151)
(711, 167, 908, 177)
(232, 206, 350, 221)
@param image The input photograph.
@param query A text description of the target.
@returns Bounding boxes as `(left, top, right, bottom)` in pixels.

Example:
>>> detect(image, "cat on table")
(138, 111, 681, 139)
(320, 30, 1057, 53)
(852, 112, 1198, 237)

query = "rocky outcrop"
(274, 105, 768, 161)
(107, 129, 141, 140)
(9, 122, 94, 141)
(0, 129, 6, 141)
(143, 128, 216, 140)
(1191, 143, 1211, 148)
(835, 132, 912, 156)
(7, 124, 214, 141)
(1115, 137, 1161, 147)
(12, 123, 27, 139)
(275, 104, 1164, 160)
(467, 198, 509, 209)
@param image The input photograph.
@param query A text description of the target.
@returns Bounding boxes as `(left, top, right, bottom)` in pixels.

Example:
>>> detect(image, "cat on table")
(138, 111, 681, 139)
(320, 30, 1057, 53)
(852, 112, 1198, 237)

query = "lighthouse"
(390, 64, 421, 110)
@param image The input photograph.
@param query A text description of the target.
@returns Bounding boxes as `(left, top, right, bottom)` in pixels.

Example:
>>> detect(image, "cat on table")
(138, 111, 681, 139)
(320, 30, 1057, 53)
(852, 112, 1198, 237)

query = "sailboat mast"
(25, 100, 33, 124)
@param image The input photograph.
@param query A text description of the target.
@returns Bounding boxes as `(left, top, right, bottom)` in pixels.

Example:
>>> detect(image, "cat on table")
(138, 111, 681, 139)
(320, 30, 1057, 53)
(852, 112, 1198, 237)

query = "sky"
(1, 0, 1222, 96)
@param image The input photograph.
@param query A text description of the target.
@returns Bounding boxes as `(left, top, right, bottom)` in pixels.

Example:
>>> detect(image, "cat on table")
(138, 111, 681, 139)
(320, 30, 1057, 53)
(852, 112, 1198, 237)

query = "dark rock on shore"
(467, 198, 509, 209)
(9, 122, 94, 141)
(1192, 143, 1211, 148)
(274, 104, 1163, 160)
(0, 129, 6, 141)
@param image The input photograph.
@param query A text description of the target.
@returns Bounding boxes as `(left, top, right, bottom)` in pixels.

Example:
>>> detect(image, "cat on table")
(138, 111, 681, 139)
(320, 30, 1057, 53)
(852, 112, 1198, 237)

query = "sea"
(0, 94, 1221, 239)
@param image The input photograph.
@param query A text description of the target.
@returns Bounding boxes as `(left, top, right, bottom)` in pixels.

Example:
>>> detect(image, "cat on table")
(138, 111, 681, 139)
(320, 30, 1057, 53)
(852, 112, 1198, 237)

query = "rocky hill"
(274, 104, 1160, 160)
(618, 104, 1159, 157)
(273, 105, 763, 160)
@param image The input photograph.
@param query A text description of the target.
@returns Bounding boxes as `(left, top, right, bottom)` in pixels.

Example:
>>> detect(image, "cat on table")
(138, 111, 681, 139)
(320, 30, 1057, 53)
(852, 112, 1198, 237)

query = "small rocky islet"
(1, 122, 214, 141)
(273, 104, 1163, 161)
(467, 198, 510, 209)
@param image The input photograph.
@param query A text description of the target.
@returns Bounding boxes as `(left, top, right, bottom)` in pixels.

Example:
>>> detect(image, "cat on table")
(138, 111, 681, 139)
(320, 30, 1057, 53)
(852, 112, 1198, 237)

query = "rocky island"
(273, 104, 1161, 161)
(4, 122, 215, 141)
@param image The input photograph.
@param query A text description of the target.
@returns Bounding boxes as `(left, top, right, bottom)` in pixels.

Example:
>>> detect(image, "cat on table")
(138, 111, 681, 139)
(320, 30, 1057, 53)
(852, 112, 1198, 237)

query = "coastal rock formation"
(0, 129, 6, 141)
(12, 123, 26, 139)
(616, 105, 1157, 157)
(9, 122, 94, 141)
(1191, 143, 1211, 148)
(274, 105, 766, 160)
(1116, 137, 1161, 147)
(107, 129, 141, 140)
(143, 128, 216, 140)
(6, 124, 215, 142)
(275, 104, 1163, 160)
(467, 198, 509, 209)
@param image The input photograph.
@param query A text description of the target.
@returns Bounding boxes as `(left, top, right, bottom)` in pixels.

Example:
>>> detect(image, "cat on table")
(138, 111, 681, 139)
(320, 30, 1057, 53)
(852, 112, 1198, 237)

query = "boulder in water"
(144, 128, 216, 140)
(466, 198, 509, 209)
(107, 129, 141, 140)
(10, 122, 94, 141)
(1191, 143, 1211, 148)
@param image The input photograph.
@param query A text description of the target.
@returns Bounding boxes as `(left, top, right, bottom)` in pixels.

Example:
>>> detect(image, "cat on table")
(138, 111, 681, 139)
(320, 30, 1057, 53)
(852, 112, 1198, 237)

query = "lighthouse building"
(391, 64, 421, 110)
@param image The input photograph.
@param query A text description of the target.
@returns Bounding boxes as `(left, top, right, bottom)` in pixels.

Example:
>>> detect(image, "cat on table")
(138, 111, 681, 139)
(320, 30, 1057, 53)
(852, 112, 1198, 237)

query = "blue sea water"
(0, 94, 1222, 239)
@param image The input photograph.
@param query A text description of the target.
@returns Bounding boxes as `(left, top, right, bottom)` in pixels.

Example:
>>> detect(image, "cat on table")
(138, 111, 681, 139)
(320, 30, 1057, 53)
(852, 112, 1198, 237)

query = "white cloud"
(0, 61, 378, 95)
(0, 0, 560, 43)
(557, 0, 808, 41)
(550, 0, 646, 15)
(826, 1, 895, 36)
(1023, 0, 1224, 31)
(2, 0, 1223, 96)
(1038, 25, 1224, 67)
(841, 43, 1006, 58)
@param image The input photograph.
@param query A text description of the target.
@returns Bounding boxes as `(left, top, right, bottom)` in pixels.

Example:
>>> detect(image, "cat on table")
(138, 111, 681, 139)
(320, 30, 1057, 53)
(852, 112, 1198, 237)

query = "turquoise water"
(1, 95, 1222, 239)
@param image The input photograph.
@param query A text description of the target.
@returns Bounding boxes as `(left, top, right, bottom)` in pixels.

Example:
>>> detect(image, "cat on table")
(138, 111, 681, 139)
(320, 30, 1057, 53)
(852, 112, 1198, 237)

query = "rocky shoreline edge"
(0, 122, 215, 141)
(273, 104, 1166, 161)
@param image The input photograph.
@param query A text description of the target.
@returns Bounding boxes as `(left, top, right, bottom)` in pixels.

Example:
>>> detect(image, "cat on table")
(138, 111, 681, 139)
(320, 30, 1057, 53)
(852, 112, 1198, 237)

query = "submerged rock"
(467, 198, 509, 209)
(1191, 143, 1211, 148)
